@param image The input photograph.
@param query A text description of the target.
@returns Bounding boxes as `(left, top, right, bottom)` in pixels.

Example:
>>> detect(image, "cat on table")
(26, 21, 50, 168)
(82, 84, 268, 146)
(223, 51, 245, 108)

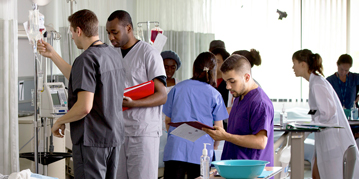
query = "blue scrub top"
(327, 72, 359, 109)
(162, 79, 229, 165)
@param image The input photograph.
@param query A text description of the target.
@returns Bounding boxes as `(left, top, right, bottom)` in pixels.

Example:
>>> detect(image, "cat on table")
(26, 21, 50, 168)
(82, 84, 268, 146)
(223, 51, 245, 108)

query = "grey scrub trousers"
(117, 136, 159, 179)
(73, 143, 121, 179)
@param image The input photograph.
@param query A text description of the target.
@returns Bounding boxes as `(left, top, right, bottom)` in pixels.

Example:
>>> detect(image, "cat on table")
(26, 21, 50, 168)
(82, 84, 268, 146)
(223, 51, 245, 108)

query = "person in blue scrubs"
(162, 52, 229, 179)
(327, 54, 359, 109)
(327, 54, 359, 138)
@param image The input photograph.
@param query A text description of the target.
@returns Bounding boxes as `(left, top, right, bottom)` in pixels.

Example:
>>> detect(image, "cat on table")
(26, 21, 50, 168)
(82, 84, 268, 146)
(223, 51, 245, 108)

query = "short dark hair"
(209, 40, 225, 52)
(211, 48, 230, 61)
(68, 9, 98, 37)
(108, 10, 133, 27)
(337, 54, 353, 67)
(192, 52, 217, 88)
(292, 49, 324, 76)
(220, 54, 252, 75)
(232, 49, 261, 68)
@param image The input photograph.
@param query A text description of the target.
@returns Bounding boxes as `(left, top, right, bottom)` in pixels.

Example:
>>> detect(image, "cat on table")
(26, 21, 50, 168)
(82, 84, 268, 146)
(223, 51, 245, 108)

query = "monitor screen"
(51, 92, 61, 106)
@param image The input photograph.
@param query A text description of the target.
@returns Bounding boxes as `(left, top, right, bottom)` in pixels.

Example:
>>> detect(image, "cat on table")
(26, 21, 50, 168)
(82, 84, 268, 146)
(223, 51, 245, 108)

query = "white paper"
(152, 33, 167, 52)
(170, 123, 207, 142)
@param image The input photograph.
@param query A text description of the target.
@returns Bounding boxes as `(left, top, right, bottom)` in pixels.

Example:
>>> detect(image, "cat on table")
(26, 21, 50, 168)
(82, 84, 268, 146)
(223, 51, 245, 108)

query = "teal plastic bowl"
(211, 160, 269, 179)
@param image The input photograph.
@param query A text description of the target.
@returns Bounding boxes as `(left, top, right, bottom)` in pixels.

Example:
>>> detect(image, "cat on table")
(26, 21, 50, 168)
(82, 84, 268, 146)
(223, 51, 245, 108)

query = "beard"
(111, 33, 130, 48)
(231, 84, 246, 98)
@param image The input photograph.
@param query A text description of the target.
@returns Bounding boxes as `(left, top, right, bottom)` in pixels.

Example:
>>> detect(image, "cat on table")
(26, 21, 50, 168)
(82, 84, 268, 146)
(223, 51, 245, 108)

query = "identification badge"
(308, 110, 317, 115)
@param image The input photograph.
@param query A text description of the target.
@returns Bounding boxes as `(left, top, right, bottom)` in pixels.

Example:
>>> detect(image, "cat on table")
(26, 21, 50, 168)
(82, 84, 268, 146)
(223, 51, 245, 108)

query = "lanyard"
(89, 40, 101, 47)
(337, 73, 348, 104)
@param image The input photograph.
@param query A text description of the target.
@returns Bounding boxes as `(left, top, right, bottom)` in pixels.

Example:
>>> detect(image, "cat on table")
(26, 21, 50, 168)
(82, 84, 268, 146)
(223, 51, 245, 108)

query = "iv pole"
(137, 21, 159, 43)
(300, 0, 302, 101)
(30, 3, 40, 173)
(66, 0, 76, 66)
(24, 0, 63, 174)
(30, 2, 60, 173)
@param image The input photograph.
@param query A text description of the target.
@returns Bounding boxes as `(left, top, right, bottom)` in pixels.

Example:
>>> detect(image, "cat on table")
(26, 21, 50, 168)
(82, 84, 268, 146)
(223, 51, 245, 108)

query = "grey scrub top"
(68, 43, 125, 148)
(119, 40, 166, 137)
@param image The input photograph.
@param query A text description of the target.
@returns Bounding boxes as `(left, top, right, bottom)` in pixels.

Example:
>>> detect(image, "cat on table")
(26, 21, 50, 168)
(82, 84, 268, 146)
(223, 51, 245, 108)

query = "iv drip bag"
(151, 26, 163, 43)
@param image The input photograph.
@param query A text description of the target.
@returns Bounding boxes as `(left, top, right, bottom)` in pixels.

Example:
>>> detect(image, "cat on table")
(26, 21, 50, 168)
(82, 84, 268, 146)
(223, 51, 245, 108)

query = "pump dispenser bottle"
(200, 143, 211, 179)
(280, 104, 287, 127)
(351, 103, 358, 120)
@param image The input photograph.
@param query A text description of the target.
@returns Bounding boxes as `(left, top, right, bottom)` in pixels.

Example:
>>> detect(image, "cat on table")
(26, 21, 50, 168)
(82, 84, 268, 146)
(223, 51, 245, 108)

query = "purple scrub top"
(221, 87, 274, 166)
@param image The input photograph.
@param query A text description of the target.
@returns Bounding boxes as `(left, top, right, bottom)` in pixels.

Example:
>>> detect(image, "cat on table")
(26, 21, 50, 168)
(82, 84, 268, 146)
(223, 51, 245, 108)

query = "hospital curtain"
(41, 0, 214, 81)
(300, 0, 347, 99)
(0, 0, 19, 175)
(42, 0, 134, 70)
(161, 31, 214, 82)
(211, 0, 347, 100)
(136, 0, 215, 81)
(350, 0, 359, 71)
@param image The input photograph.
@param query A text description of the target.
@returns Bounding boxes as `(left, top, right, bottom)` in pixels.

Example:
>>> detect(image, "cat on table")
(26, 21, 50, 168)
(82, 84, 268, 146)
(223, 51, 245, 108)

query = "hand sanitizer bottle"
(201, 143, 211, 179)
(280, 104, 287, 127)
(351, 103, 358, 120)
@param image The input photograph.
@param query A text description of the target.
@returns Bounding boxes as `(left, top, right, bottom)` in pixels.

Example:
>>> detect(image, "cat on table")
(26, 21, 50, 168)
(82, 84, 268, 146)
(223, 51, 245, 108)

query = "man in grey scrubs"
(37, 9, 125, 179)
(106, 10, 167, 179)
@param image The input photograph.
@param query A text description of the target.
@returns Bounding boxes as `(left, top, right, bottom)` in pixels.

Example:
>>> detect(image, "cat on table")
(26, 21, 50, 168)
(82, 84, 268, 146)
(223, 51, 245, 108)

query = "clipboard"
(168, 121, 215, 130)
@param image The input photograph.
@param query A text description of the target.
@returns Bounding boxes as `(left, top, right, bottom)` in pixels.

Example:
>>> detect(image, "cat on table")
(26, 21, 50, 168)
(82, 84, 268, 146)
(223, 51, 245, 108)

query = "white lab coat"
(309, 73, 359, 179)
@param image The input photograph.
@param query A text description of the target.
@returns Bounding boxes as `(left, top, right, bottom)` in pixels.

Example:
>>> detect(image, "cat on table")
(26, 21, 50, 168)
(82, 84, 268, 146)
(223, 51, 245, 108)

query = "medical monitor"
(40, 82, 68, 118)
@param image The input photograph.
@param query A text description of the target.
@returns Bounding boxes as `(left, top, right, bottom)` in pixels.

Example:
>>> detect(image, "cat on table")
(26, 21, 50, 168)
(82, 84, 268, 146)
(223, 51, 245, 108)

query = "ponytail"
(249, 49, 262, 66)
(192, 52, 217, 87)
(308, 54, 324, 76)
(292, 49, 324, 76)
(232, 49, 261, 67)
